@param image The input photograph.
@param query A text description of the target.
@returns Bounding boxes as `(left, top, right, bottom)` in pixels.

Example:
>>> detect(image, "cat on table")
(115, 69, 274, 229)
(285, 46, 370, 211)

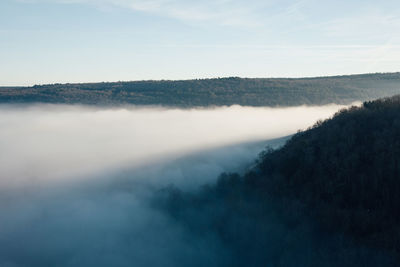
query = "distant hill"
(156, 95, 400, 266)
(1, 72, 400, 107)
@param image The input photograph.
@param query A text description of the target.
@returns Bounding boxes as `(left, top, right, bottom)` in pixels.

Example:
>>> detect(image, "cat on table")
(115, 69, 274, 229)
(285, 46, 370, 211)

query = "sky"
(1, 0, 400, 86)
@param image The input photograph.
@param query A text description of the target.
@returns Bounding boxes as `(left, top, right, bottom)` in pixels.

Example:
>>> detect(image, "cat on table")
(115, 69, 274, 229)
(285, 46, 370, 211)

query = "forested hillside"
(1, 73, 400, 107)
(155, 95, 400, 266)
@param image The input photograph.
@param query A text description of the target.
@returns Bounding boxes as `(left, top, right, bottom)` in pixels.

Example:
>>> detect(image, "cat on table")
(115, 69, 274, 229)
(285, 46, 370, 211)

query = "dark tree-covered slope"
(1, 72, 400, 107)
(251, 95, 400, 248)
(155, 95, 400, 266)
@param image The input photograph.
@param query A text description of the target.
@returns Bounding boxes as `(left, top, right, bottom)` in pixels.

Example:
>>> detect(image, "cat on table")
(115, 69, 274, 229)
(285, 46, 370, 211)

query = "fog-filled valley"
(0, 103, 353, 267)
(3, 0, 400, 265)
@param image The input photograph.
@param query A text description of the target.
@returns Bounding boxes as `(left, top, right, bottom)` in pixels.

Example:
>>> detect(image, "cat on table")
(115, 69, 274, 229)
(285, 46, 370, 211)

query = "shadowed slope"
(156, 95, 400, 266)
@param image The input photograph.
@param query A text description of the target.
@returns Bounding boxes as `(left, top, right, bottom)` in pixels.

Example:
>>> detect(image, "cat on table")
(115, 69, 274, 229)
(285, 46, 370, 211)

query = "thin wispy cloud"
(322, 12, 400, 43)
(3, 0, 400, 85)
(19, 0, 272, 27)
(17, 0, 400, 38)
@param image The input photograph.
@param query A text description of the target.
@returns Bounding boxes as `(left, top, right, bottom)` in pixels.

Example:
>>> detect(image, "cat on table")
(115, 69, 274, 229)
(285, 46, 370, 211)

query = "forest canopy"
(1, 73, 400, 107)
(155, 94, 400, 266)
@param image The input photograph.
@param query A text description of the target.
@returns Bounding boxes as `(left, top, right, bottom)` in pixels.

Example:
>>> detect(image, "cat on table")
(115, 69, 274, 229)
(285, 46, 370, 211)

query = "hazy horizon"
(2, 71, 399, 87)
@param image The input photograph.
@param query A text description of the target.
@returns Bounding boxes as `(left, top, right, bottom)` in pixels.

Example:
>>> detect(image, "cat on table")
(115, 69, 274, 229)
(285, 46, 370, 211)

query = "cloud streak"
(16, 0, 400, 39)
(18, 0, 271, 27)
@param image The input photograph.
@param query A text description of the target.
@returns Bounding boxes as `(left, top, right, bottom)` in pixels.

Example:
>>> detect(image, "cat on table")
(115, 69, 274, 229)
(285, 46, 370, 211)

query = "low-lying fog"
(0, 104, 348, 187)
(0, 104, 353, 267)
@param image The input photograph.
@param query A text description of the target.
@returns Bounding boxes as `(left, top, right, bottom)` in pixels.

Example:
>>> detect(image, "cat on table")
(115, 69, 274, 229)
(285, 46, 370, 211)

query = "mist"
(0, 103, 360, 267)
(0, 104, 351, 187)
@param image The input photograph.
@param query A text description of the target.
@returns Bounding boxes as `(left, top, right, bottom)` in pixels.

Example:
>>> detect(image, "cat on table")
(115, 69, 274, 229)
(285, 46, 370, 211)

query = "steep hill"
(155, 95, 400, 266)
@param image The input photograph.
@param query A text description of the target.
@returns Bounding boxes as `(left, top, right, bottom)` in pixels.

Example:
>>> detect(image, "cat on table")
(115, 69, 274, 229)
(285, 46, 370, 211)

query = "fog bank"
(0, 104, 349, 187)
(0, 103, 363, 267)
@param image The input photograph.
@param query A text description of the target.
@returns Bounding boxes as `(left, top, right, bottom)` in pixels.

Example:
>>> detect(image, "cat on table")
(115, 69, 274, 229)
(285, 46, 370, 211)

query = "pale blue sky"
(1, 0, 400, 85)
